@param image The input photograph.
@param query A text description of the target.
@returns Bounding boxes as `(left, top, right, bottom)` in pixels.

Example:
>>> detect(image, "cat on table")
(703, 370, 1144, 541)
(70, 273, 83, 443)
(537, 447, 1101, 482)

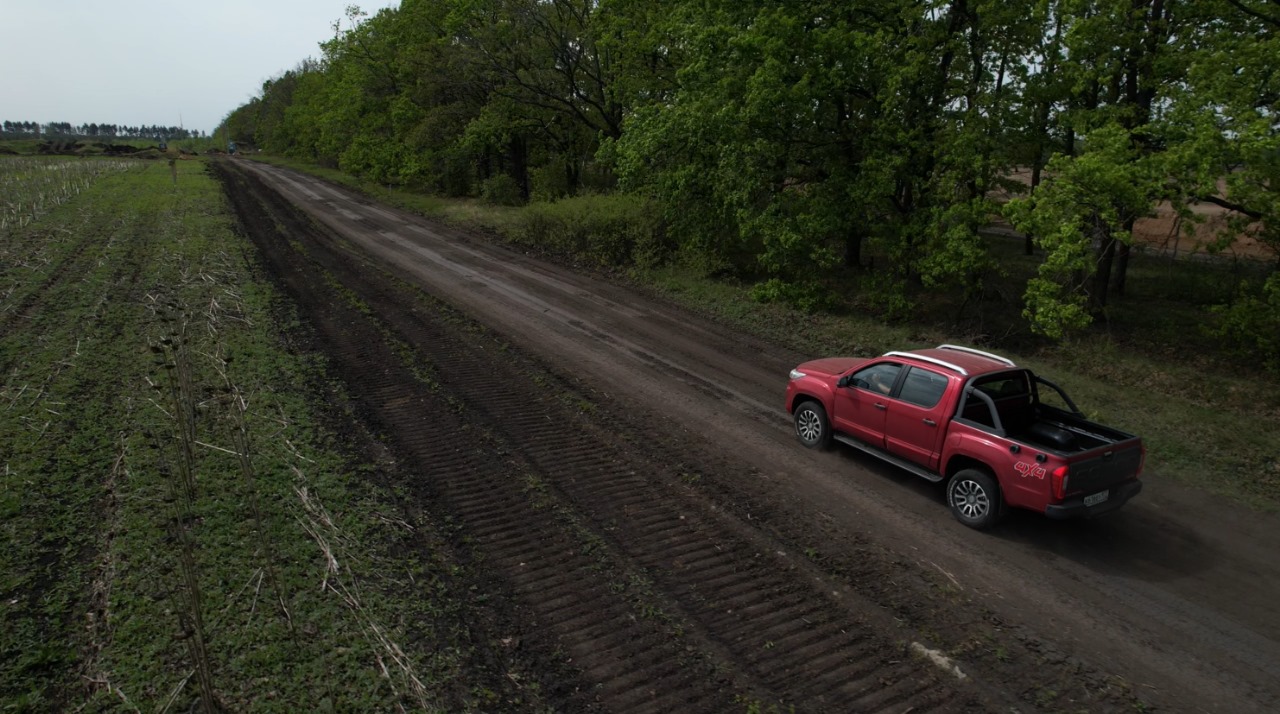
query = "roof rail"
(938, 344, 1016, 367)
(883, 351, 968, 376)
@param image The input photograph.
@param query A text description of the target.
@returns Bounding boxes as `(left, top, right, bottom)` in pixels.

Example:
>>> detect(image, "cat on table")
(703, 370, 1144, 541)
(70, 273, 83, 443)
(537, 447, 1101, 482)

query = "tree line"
(218, 0, 1279, 348)
(1, 121, 202, 140)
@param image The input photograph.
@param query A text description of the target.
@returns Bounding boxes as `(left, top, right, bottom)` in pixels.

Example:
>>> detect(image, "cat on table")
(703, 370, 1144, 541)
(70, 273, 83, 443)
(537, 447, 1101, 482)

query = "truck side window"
(898, 367, 947, 408)
(851, 363, 903, 395)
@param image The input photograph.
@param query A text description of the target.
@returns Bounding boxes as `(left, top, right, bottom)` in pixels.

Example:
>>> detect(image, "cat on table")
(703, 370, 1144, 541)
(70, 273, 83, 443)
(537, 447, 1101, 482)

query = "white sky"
(0, 0, 400, 134)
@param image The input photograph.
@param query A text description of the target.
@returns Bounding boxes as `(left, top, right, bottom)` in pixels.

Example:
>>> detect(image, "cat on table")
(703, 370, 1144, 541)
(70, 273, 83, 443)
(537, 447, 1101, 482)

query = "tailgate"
(1067, 438, 1143, 494)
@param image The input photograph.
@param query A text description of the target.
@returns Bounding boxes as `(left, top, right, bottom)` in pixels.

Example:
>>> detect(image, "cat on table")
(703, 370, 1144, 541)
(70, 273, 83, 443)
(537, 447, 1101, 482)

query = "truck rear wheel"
(947, 469, 1004, 529)
(793, 401, 832, 450)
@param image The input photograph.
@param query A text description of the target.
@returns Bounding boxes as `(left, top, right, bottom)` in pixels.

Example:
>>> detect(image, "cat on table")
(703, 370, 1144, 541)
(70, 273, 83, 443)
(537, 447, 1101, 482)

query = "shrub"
(1213, 272, 1280, 371)
(513, 194, 668, 269)
(480, 174, 524, 206)
(529, 163, 572, 202)
(750, 278, 836, 313)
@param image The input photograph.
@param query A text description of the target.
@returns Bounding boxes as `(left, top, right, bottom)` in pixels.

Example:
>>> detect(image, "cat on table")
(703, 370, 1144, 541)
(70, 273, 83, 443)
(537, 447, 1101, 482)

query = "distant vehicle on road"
(785, 345, 1145, 529)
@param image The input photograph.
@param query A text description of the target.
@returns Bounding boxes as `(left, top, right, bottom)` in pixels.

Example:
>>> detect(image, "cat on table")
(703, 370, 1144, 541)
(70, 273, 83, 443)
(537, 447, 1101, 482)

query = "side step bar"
(833, 434, 945, 483)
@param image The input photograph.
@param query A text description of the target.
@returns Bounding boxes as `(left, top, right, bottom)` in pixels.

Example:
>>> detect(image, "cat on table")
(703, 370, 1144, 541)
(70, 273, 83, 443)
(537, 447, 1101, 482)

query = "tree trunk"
(982, 50, 1008, 195)
(479, 146, 492, 182)
(565, 158, 580, 196)
(1091, 217, 1117, 314)
(1112, 216, 1136, 297)
(844, 228, 864, 269)
(1112, 243, 1131, 297)
(1025, 161, 1042, 255)
(508, 135, 530, 201)
(1027, 11, 1064, 256)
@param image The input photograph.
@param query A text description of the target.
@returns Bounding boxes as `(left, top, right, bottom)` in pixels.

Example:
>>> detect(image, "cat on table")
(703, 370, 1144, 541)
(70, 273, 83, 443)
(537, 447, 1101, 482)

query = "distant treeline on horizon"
(2, 120, 204, 140)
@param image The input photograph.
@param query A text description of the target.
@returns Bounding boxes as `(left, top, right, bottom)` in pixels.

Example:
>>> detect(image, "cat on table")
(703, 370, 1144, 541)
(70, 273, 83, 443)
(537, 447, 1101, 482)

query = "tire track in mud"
(216, 161, 988, 713)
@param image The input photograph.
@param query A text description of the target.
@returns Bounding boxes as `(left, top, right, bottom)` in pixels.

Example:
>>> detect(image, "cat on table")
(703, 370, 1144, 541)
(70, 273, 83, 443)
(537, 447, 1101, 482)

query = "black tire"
(946, 469, 1005, 529)
(793, 401, 832, 450)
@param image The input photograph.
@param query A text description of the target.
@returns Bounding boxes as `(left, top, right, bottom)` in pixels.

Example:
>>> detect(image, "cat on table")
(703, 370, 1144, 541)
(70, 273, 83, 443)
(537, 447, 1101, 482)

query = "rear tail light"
(1051, 465, 1070, 500)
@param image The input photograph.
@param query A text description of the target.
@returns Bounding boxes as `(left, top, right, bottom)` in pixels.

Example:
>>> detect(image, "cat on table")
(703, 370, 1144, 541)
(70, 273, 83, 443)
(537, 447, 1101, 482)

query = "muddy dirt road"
(216, 158, 1280, 713)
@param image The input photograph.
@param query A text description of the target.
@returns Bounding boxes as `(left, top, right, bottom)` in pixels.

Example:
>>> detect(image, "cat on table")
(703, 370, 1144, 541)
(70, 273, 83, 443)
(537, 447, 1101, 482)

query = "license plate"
(1084, 490, 1110, 507)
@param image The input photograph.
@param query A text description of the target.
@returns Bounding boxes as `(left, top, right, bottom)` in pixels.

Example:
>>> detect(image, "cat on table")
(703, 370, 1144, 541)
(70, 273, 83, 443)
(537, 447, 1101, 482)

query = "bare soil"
(214, 158, 1280, 713)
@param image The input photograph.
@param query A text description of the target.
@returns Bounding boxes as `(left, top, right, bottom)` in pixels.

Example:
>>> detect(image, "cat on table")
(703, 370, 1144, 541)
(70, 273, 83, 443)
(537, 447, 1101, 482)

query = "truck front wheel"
(793, 401, 832, 450)
(947, 469, 1004, 529)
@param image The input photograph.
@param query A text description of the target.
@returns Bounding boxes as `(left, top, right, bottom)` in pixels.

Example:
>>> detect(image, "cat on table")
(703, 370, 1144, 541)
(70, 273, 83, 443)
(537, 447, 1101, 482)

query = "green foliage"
(340, 133, 403, 185)
(514, 194, 667, 268)
(1021, 273, 1093, 339)
(749, 278, 836, 314)
(915, 199, 1001, 297)
(1005, 123, 1161, 337)
(529, 161, 573, 202)
(480, 173, 525, 206)
(607, 0, 1043, 310)
(216, 0, 1278, 346)
(1213, 273, 1280, 371)
(1160, 0, 1280, 263)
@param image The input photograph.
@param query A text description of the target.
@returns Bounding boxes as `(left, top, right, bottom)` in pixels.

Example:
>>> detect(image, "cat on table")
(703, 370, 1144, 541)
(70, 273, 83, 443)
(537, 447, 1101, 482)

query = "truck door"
(884, 366, 950, 469)
(832, 362, 903, 447)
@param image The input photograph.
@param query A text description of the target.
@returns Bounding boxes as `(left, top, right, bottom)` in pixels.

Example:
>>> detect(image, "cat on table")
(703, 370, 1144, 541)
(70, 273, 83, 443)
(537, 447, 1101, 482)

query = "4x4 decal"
(1015, 461, 1047, 480)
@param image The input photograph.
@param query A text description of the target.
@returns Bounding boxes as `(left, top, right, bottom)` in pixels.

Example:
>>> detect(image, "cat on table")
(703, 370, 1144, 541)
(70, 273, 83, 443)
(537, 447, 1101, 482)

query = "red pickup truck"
(785, 345, 1144, 529)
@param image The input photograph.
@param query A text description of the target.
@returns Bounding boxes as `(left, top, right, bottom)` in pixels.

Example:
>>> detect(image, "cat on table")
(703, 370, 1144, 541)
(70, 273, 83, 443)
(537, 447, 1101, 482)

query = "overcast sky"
(1, 0, 400, 133)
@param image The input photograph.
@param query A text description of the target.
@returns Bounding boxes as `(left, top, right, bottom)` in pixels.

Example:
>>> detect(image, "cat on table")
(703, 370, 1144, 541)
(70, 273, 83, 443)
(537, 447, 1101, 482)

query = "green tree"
(611, 0, 1038, 314)
(1006, 123, 1161, 337)
(1163, 0, 1279, 264)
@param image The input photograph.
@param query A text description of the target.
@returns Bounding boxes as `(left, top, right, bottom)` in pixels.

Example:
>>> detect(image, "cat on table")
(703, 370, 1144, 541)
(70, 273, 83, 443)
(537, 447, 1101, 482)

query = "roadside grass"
(0, 160, 483, 710)
(248, 154, 525, 236)
(241, 156, 1280, 512)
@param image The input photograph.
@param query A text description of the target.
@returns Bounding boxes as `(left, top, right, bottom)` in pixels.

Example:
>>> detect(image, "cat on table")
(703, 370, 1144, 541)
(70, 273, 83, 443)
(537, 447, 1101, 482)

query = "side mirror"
(837, 375, 850, 388)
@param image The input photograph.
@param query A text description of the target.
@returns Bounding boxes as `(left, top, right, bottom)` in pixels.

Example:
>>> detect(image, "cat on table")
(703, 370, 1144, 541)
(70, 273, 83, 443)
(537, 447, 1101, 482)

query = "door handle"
(874, 403, 887, 410)
(923, 418, 936, 426)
